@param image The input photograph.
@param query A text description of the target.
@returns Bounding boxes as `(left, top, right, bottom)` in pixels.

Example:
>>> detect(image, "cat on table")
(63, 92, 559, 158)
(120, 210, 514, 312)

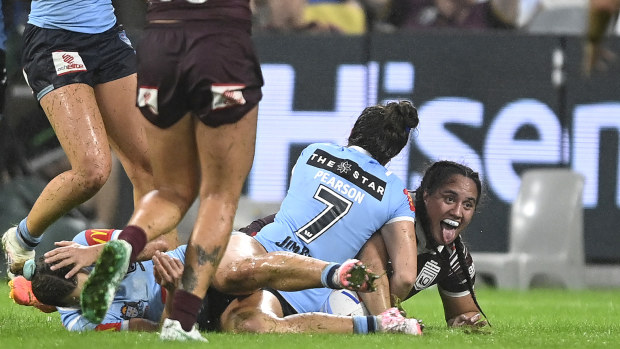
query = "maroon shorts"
(136, 20, 263, 128)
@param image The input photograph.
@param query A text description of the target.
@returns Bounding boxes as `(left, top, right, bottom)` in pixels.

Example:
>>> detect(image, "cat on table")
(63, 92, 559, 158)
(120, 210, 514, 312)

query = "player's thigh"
(145, 114, 200, 198)
(213, 233, 267, 287)
(195, 105, 258, 196)
(40, 84, 111, 170)
(94, 74, 153, 186)
(219, 290, 284, 333)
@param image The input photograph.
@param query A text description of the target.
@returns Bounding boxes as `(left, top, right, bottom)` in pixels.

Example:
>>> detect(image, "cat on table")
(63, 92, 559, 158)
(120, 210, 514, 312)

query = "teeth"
(443, 219, 459, 227)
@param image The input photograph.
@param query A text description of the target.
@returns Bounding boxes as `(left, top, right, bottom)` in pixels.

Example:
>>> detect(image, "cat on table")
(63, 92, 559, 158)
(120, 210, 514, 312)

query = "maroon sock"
(117, 225, 147, 264)
(170, 290, 203, 332)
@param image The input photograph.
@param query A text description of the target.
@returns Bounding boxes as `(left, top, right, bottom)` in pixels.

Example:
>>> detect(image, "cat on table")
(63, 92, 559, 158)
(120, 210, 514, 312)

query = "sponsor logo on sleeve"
(85, 229, 115, 246)
(404, 189, 415, 212)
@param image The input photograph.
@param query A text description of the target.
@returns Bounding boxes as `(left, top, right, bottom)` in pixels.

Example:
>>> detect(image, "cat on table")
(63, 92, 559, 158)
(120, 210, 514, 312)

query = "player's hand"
(43, 241, 104, 278)
(448, 312, 488, 328)
(152, 251, 184, 292)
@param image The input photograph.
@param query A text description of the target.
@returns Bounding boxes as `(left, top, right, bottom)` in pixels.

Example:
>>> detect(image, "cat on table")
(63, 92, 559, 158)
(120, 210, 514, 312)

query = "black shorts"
(136, 20, 264, 128)
(21, 24, 137, 101)
(196, 287, 296, 332)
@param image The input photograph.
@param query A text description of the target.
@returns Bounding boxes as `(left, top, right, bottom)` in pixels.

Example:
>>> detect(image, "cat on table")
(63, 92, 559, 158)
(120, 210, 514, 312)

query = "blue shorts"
(21, 23, 137, 101)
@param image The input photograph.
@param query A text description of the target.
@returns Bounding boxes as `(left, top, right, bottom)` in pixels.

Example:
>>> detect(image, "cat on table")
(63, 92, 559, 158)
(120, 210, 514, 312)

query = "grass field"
(0, 281, 617, 349)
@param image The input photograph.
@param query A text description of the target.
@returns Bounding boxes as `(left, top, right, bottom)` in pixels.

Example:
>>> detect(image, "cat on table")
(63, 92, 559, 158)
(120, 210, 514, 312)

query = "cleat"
(160, 319, 208, 342)
(80, 240, 131, 323)
(378, 307, 424, 335)
(336, 259, 379, 292)
(2, 227, 35, 278)
(8, 276, 57, 313)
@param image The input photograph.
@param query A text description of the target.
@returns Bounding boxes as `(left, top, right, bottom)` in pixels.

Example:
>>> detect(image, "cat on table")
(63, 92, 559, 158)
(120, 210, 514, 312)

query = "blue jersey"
(254, 143, 415, 313)
(58, 229, 187, 331)
(0, 1, 6, 51)
(28, 0, 116, 34)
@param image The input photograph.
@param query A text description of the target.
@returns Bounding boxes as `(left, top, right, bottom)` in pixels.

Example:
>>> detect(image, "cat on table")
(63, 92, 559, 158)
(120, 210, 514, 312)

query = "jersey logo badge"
(336, 161, 352, 174)
(137, 86, 159, 115)
(120, 300, 146, 320)
(52, 51, 86, 76)
(85, 229, 115, 246)
(211, 84, 247, 110)
(415, 260, 441, 290)
(404, 189, 415, 212)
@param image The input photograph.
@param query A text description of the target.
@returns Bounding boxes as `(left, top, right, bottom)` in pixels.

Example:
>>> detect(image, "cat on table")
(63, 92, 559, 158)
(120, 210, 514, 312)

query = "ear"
(423, 190, 429, 203)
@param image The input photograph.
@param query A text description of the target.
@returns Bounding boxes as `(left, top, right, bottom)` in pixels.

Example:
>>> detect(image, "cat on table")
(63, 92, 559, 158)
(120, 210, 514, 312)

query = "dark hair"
(347, 101, 419, 165)
(414, 160, 490, 326)
(30, 257, 78, 307)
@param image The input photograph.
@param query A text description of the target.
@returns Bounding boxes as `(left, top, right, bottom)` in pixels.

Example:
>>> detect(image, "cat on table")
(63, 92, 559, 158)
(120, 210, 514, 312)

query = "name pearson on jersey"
(308, 149, 386, 201)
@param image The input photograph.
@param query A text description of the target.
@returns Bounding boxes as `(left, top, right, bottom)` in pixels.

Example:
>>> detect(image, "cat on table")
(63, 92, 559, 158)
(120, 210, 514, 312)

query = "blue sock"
(320, 262, 340, 289)
(16, 218, 41, 251)
(353, 316, 378, 334)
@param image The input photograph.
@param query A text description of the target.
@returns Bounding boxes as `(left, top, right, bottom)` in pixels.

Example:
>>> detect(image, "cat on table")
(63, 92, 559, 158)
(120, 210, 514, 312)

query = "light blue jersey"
(28, 0, 116, 34)
(254, 143, 415, 313)
(58, 229, 187, 331)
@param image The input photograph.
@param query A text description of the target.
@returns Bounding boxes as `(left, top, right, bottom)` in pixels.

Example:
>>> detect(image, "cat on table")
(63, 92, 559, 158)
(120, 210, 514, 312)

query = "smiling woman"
(347, 160, 490, 328)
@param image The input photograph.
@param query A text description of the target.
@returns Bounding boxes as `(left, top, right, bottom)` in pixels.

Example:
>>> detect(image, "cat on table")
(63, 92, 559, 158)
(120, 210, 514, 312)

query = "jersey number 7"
(295, 185, 353, 243)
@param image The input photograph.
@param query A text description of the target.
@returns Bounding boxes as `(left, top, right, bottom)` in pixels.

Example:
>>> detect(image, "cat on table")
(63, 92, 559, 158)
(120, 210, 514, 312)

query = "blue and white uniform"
(57, 229, 186, 332)
(254, 143, 415, 313)
(21, 0, 135, 101)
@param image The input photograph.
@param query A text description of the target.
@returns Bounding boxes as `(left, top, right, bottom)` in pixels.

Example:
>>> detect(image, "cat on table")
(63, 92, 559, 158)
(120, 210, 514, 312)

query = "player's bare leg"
(220, 290, 423, 335)
(160, 105, 259, 340)
(213, 234, 378, 294)
(3, 84, 111, 275)
(95, 74, 179, 248)
(81, 110, 200, 323)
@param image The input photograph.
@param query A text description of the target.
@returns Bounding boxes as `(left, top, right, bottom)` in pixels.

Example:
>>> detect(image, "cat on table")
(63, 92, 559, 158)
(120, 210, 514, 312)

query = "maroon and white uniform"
(405, 224, 475, 300)
(137, 0, 263, 128)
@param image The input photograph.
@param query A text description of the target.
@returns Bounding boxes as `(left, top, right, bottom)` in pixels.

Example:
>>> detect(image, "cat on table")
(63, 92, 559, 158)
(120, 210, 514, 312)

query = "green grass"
(0, 281, 618, 348)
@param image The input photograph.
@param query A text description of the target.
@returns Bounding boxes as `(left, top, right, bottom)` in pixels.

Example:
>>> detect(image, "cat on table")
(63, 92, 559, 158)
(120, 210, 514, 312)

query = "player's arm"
(152, 251, 185, 323)
(127, 318, 160, 331)
(355, 233, 392, 315)
(379, 219, 417, 303)
(439, 291, 487, 328)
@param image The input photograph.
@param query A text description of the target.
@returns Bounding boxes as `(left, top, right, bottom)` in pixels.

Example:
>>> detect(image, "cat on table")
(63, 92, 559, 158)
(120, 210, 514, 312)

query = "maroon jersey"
(146, 0, 252, 22)
(406, 224, 474, 300)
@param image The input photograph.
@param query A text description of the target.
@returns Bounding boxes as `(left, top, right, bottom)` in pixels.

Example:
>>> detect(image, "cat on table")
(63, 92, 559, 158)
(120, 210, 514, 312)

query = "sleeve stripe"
(385, 216, 415, 225)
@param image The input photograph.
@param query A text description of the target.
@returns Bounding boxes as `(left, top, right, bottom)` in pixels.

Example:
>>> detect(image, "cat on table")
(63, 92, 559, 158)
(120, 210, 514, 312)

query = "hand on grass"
(448, 312, 488, 328)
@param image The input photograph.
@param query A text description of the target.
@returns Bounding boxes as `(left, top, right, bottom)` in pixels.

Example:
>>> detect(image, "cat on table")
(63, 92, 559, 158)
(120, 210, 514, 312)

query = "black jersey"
(405, 224, 475, 300)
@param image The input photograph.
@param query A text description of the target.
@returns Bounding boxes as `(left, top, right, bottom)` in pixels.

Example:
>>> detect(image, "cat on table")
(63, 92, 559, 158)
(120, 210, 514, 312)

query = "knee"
(73, 158, 112, 196)
(221, 309, 274, 334)
(215, 257, 258, 294)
